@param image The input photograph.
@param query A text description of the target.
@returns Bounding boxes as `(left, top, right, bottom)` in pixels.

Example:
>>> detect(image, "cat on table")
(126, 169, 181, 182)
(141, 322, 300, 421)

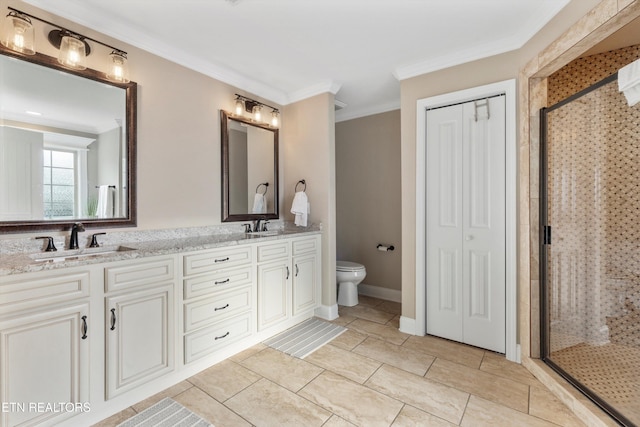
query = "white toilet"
(336, 261, 367, 307)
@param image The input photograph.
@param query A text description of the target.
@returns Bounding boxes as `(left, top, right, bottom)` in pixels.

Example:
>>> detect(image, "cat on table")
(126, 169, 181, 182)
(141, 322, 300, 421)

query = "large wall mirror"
(221, 110, 278, 222)
(0, 45, 136, 232)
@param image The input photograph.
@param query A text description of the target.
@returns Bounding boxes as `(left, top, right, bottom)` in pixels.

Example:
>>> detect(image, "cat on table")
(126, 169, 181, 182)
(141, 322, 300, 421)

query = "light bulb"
(58, 34, 87, 70)
(271, 110, 279, 128)
(235, 98, 244, 115)
(2, 12, 35, 55)
(107, 51, 130, 83)
(253, 105, 262, 122)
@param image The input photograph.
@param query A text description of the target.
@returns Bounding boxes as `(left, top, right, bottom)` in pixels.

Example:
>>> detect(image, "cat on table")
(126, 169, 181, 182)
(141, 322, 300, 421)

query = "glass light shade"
(107, 51, 130, 83)
(2, 12, 35, 55)
(271, 110, 279, 128)
(235, 98, 244, 115)
(58, 35, 87, 70)
(253, 105, 262, 122)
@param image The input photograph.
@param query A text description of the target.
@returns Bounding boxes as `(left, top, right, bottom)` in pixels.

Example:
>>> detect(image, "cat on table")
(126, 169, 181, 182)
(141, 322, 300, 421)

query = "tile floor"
(94, 296, 587, 427)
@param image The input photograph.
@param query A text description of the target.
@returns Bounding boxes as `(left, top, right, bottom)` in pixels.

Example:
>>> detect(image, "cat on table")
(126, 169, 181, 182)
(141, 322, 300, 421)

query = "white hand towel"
(290, 191, 308, 227)
(252, 193, 266, 213)
(96, 185, 114, 218)
(618, 58, 640, 106)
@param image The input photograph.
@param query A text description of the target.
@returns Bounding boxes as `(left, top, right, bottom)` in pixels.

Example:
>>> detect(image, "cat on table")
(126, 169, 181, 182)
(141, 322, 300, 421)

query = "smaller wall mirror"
(221, 110, 278, 222)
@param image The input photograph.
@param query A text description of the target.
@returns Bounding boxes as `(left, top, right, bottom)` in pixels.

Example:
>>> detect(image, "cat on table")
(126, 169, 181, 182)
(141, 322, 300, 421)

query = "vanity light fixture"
(106, 50, 130, 83)
(56, 32, 87, 70)
(235, 97, 245, 115)
(233, 94, 280, 128)
(2, 7, 129, 82)
(253, 104, 262, 122)
(1, 9, 35, 55)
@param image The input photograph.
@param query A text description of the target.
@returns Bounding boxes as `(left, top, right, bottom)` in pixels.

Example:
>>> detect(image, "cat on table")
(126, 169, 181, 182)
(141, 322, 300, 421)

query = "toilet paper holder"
(376, 244, 395, 252)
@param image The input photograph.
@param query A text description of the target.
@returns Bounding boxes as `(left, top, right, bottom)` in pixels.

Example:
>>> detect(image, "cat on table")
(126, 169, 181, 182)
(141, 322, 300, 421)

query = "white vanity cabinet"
(0, 268, 92, 427)
(256, 241, 291, 331)
(104, 256, 176, 399)
(0, 231, 321, 426)
(257, 235, 321, 331)
(182, 245, 254, 364)
(292, 236, 321, 316)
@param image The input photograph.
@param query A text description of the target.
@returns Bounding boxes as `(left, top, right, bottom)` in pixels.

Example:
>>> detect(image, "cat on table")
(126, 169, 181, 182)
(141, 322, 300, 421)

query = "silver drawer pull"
(215, 332, 230, 340)
(214, 303, 229, 311)
(215, 278, 230, 285)
(214, 257, 230, 263)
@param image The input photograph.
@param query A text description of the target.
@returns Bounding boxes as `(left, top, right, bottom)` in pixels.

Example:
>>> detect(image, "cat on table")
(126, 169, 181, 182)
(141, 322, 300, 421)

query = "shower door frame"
(539, 72, 634, 427)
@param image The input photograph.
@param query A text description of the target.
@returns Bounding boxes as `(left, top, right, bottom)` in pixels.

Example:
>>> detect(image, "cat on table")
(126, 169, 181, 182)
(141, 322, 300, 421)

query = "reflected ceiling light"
(2, 7, 130, 83)
(1, 10, 35, 55)
(233, 94, 280, 128)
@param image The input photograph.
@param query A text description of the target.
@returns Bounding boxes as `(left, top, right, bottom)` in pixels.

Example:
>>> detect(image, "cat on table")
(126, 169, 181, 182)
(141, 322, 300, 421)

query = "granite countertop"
(0, 225, 321, 277)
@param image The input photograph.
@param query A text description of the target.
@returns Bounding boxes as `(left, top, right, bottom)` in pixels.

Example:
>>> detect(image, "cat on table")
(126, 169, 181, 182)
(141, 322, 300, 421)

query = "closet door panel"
(426, 104, 464, 342)
(461, 98, 506, 353)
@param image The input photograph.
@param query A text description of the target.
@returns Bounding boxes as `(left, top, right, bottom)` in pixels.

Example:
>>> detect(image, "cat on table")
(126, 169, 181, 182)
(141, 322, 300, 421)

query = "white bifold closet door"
(426, 96, 506, 353)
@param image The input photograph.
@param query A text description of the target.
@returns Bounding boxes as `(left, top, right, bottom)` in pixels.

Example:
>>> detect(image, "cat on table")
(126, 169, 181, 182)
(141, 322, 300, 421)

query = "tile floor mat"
(117, 397, 212, 427)
(264, 317, 346, 358)
(551, 342, 640, 425)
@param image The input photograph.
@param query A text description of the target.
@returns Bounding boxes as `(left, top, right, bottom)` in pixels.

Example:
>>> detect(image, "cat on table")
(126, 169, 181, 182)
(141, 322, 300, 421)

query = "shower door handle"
(543, 225, 552, 245)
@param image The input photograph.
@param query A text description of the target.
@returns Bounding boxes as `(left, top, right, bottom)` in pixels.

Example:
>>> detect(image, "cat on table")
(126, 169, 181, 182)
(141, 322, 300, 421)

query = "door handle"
(110, 308, 116, 331)
(81, 315, 88, 339)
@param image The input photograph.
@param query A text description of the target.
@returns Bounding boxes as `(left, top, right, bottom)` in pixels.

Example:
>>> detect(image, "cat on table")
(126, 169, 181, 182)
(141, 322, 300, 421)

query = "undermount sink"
(247, 231, 280, 237)
(29, 245, 137, 263)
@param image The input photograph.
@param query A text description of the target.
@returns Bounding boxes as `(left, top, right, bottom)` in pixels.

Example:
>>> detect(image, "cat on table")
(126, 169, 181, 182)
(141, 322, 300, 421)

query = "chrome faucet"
(69, 222, 85, 249)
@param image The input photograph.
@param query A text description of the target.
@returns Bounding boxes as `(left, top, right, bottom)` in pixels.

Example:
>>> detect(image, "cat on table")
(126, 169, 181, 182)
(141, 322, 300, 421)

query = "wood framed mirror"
(0, 44, 137, 233)
(221, 110, 278, 222)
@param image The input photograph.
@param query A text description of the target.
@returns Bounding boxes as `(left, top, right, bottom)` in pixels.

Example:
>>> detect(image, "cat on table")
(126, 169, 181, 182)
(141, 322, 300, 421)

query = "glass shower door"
(541, 74, 640, 427)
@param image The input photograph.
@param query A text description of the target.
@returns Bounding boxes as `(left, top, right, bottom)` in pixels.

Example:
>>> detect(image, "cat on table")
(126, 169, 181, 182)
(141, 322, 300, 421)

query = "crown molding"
(335, 99, 400, 123)
(286, 80, 342, 104)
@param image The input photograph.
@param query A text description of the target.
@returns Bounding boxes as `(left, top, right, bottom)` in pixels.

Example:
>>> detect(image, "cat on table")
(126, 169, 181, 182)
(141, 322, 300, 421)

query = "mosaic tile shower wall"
(545, 45, 640, 425)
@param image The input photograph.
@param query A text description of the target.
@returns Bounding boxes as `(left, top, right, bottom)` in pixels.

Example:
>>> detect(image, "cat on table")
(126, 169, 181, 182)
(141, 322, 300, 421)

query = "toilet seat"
(336, 261, 365, 272)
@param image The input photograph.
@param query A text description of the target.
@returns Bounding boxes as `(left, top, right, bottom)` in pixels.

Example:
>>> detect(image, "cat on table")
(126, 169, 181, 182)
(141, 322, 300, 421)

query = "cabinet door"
(106, 284, 174, 399)
(292, 253, 318, 316)
(0, 303, 89, 427)
(257, 261, 290, 331)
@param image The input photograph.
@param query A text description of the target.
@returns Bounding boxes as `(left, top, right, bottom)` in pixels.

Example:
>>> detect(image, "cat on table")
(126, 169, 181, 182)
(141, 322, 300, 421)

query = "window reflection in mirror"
(221, 110, 279, 222)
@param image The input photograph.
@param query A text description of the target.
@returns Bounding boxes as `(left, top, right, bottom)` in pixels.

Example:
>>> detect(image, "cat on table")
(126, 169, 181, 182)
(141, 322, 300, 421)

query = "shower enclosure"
(541, 74, 640, 426)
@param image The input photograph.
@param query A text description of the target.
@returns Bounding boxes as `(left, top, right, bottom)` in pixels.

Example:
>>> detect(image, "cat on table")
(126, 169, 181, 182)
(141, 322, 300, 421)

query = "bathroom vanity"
(0, 229, 321, 427)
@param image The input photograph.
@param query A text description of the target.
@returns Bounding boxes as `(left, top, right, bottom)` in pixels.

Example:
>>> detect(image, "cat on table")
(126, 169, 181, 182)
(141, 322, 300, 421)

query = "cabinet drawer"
(183, 266, 252, 300)
(184, 285, 252, 333)
(183, 246, 252, 276)
(292, 237, 319, 255)
(0, 270, 90, 313)
(184, 313, 252, 364)
(257, 242, 289, 263)
(105, 257, 174, 293)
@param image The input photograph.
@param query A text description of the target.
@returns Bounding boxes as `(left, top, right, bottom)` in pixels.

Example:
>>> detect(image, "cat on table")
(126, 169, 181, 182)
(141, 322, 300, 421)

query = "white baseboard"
(399, 316, 417, 335)
(315, 304, 338, 321)
(358, 283, 402, 303)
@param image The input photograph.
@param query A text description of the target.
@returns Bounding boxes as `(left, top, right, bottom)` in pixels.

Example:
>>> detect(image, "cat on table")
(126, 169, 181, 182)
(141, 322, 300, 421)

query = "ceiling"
(23, 0, 571, 122)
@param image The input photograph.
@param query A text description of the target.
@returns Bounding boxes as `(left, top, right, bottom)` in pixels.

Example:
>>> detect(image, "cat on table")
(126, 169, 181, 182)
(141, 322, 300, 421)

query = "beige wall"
(282, 94, 337, 308)
(335, 110, 401, 292)
(399, 0, 603, 320)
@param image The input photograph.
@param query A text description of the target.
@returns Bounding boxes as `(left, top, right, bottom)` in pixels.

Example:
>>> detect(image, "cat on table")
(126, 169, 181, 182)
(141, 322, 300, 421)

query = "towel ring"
(255, 182, 269, 195)
(295, 179, 306, 192)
